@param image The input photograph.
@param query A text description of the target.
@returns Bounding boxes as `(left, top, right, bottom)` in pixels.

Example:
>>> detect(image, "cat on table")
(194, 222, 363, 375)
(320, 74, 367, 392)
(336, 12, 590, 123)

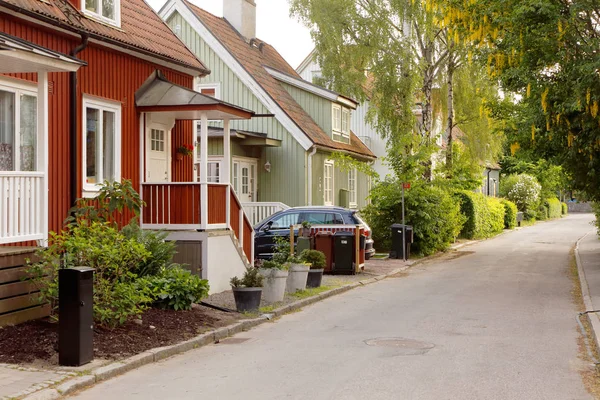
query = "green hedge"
(456, 191, 506, 239)
(545, 198, 562, 219)
(362, 182, 465, 256)
(537, 205, 549, 220)
(500, 199, 518, 229)
(562, 202, 568, 215)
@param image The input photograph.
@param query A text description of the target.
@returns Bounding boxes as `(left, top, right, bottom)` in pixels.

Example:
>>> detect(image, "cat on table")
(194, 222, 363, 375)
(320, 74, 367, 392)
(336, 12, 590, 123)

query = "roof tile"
(0, 0, 206, 73)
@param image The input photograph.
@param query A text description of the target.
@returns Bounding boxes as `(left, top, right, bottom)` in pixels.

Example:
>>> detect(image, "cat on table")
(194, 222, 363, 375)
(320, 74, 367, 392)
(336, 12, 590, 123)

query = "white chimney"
(223, 0, 256, 39)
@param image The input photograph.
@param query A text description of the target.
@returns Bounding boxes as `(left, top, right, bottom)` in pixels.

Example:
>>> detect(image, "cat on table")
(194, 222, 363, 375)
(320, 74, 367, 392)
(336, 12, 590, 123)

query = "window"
(332, 104, 350, 144)
(197, 83, 221, 99)
(303, 212, 344, 225)
(348, 168, 357, 208)
(83, 0, 121, 27)
(196, 159, 222, 183)
(269, 212, 301, 229)
(150, 129, 165, 152)
(0, 82, 37, 172)
(83, 96, 121, 193)
(324, 159, 334, 206)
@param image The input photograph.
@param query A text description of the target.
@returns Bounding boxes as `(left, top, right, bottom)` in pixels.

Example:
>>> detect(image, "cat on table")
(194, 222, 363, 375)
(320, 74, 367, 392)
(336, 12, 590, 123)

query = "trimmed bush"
(456, 191, 505, 239)
(500, 199, 518, 229)
(362, 181, 465, 256)
(140, 266, 210, 311)
(545, 198, 562, 219)
(500, 174, 541, 212)
(562, 202, 568, 215)
(537, 205, 549, 220)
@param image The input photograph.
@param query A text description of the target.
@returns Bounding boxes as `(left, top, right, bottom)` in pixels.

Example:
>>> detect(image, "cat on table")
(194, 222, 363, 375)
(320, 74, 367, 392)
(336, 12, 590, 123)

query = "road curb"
(574, 230, 600, 354)
(21, 263, 414, 399)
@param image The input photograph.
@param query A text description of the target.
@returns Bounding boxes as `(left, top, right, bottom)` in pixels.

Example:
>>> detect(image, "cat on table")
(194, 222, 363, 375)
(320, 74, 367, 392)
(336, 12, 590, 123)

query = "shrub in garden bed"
(562, 202, 568, 215)
(28, 180, 210, 329)
(537, 205, 549, 220)
(363, 181, 464, 256)
(500, 174, 541, 213)
(456, 191, 505, 239)
(544, 198, 562, 219)
(500, 199, 518, 229)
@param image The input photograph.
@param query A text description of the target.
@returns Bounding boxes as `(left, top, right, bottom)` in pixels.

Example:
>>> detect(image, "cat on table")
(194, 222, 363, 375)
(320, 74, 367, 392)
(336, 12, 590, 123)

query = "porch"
(0, 32, 85, 245)
(136, 71, 257, 267)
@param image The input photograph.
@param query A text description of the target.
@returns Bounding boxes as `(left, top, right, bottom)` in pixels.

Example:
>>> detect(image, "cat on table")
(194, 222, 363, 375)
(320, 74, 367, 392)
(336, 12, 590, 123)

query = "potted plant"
(257, 259, 288, 303)
(230, 267, 263, 312)
(175, 144, 194, 161)
(299, 220, 312, 238)
(300, 249, 326, 288)
(285, 254, 310, 293)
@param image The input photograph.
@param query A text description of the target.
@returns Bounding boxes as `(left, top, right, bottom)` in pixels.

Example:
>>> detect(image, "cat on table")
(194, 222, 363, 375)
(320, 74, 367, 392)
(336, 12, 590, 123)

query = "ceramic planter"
(306, 268, 324, 288)
(258, 268, 289, 303)
(232, 287, 262, 312)
(286, 263, 310, 293)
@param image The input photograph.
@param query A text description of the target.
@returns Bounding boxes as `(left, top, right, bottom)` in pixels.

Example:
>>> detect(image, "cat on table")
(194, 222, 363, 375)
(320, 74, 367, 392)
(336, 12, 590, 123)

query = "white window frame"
(197, 83, 221, 100)
(0, 79, 38, 172)
(348, 168, 357, 209)
(196, 156, 223, 183)
(82, 0, 121, 28)
(332, 104, 350, 144)
(82, 95, 122, 196)
(324, 159, 334, 206)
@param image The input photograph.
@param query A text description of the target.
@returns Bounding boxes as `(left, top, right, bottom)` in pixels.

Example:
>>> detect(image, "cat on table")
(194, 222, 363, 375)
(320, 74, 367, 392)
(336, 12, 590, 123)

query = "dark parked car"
(254, 206, 375, 260)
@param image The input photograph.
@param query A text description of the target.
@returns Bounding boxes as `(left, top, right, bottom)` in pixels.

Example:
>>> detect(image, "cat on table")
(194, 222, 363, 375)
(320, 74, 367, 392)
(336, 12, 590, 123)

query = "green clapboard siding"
(167, 12, 306, 207)
(311, 151, 370, 209)
(280, 82, 332, 138)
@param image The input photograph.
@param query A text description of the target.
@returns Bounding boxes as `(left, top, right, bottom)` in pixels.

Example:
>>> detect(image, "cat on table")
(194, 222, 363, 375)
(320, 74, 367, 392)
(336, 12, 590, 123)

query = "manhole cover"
(364, 338, 435, 355)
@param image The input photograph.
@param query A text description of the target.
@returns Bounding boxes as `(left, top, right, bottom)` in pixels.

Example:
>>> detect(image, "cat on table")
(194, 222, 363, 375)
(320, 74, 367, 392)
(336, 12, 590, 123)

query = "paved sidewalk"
(0, 364, 72, 399)
(578, 229, 600, 309)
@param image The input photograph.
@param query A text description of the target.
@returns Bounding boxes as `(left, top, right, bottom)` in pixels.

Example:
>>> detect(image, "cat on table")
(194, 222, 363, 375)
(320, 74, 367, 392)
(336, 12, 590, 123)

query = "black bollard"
(58, 267, 94, 366)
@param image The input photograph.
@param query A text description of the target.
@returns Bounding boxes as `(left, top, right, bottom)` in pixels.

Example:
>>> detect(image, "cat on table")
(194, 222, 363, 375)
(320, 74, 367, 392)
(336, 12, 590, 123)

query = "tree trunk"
(446, 51, 455, 178)
(422, 65, 434, 181)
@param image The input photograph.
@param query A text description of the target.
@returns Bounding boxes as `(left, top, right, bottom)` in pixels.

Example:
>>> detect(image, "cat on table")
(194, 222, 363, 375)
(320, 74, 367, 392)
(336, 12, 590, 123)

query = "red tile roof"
(0, 0, 207, 74)
(184, 1, 375, 159)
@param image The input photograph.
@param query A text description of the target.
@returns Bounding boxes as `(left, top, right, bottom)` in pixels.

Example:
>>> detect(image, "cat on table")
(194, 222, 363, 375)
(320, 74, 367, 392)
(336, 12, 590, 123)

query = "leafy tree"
(438, 0, 600, 200)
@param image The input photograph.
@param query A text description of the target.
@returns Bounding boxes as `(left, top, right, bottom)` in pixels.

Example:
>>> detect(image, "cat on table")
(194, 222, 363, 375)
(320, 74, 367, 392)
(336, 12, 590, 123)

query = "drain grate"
(364, 338, 435, 355)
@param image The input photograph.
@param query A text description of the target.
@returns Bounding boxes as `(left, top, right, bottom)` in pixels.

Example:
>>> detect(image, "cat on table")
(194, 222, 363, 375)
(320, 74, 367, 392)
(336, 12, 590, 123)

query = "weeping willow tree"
(290, 0, 448, 180)
(436, 0, 600, 200)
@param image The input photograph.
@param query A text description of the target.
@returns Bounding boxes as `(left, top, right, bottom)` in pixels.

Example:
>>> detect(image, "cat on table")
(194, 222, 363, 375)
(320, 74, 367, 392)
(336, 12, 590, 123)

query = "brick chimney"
(223, 0, 256, 39)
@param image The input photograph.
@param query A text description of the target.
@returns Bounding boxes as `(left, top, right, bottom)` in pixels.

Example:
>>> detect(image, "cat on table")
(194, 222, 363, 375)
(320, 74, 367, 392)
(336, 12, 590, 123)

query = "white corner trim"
(266, 66, 358, 109)
(160, 0, 314, 151)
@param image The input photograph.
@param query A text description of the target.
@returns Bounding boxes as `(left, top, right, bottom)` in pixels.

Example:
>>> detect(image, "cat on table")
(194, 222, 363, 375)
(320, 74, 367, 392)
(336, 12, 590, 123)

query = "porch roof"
(202, 126, 282, 147)
(0, 32, 85, 73)
(136, 71, 255, 120)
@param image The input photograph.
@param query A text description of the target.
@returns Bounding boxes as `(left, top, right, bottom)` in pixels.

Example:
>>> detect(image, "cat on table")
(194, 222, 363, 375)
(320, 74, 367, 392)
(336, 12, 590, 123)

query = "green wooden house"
(159, 0, 375, 224)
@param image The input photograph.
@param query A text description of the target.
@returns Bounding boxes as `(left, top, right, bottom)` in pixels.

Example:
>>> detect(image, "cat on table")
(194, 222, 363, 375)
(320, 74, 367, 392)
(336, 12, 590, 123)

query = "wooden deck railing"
(0, 172, 45, 244)
(241, 202, 290, 225)
(141, 182, 253, 263)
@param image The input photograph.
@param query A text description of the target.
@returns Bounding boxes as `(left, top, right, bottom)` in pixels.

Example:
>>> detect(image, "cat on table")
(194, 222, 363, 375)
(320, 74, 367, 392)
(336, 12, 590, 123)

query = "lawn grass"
(290, 286, 333, 300)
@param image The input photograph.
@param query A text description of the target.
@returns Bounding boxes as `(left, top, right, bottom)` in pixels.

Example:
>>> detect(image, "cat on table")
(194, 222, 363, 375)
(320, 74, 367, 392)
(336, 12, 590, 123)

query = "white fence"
(0, 172, 45, 244)
(242, 202, 290, 226)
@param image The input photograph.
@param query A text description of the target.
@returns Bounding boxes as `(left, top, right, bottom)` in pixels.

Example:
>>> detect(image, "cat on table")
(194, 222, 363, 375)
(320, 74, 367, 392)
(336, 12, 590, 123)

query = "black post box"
(390, 224, 413, 260)
(59, 267, 95, 366)
(333, 231, 354, 274)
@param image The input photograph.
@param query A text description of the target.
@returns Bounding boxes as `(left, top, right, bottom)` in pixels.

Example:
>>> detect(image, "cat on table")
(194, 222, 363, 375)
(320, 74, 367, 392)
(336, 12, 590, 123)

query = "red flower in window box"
(176, 144, 194, 160)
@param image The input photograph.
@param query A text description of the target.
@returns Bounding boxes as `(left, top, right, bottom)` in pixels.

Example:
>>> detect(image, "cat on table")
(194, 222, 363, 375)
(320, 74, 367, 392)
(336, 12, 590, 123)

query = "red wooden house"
(0, 0, 257, 324)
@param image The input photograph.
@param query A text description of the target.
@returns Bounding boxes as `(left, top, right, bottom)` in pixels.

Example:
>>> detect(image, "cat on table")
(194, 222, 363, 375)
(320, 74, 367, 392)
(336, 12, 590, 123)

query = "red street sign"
(403, 182, 411, 189)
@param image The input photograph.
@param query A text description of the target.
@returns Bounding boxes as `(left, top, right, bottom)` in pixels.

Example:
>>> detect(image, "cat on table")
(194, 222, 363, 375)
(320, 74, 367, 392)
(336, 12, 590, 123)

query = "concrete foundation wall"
(205, 235, 247, 294)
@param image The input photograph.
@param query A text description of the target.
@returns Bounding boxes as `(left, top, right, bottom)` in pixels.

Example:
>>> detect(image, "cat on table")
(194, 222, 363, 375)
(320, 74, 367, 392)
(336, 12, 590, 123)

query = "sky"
(147, 0, 315, 69)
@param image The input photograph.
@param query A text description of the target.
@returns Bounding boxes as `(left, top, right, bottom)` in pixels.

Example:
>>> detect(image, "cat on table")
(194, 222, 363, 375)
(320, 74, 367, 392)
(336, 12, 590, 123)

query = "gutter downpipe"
(70, 35, 89, 208)
(307, 146, 317, 206)
(486, 169, 492, 196)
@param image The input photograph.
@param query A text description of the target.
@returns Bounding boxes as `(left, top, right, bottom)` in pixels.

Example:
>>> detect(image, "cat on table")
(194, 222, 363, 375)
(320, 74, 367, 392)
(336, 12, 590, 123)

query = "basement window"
(83, 0, 121, 28)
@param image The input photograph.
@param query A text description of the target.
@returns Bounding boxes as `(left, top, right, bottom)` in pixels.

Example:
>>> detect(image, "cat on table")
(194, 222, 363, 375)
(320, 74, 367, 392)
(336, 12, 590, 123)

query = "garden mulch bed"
(0, 306, 240, 366)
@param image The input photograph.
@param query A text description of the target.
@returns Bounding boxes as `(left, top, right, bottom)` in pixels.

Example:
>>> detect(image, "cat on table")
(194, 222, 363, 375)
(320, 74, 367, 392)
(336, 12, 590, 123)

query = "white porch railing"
(242, 202, 290, 226)
(0, 172, 45, 244)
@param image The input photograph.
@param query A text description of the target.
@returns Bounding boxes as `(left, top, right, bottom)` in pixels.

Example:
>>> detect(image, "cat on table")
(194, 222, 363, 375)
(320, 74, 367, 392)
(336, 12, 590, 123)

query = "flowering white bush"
(503, 174, 541, 212)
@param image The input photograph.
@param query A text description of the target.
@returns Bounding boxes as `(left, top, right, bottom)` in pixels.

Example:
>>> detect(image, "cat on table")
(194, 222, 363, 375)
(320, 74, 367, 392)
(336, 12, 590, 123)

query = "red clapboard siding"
(0, 14, 195, 240)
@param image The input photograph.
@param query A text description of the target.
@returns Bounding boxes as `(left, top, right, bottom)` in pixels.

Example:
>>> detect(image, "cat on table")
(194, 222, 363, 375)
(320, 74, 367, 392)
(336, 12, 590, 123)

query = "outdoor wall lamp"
(264, 161, 271, 173)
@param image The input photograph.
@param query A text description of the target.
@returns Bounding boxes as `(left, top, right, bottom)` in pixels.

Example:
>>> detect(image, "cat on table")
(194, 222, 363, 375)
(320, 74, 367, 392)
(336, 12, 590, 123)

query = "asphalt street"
(71, 214, 596, 400)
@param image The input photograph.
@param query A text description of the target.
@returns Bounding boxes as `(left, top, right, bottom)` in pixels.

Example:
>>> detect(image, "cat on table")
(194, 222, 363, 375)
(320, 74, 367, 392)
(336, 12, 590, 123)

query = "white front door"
(146, 124, 170, 182)
(233, 158, 257, 202)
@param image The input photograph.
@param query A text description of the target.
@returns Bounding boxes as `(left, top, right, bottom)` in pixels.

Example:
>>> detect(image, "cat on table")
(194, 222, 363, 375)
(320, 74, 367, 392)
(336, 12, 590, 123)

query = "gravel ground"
(205, 257, 412, 312)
